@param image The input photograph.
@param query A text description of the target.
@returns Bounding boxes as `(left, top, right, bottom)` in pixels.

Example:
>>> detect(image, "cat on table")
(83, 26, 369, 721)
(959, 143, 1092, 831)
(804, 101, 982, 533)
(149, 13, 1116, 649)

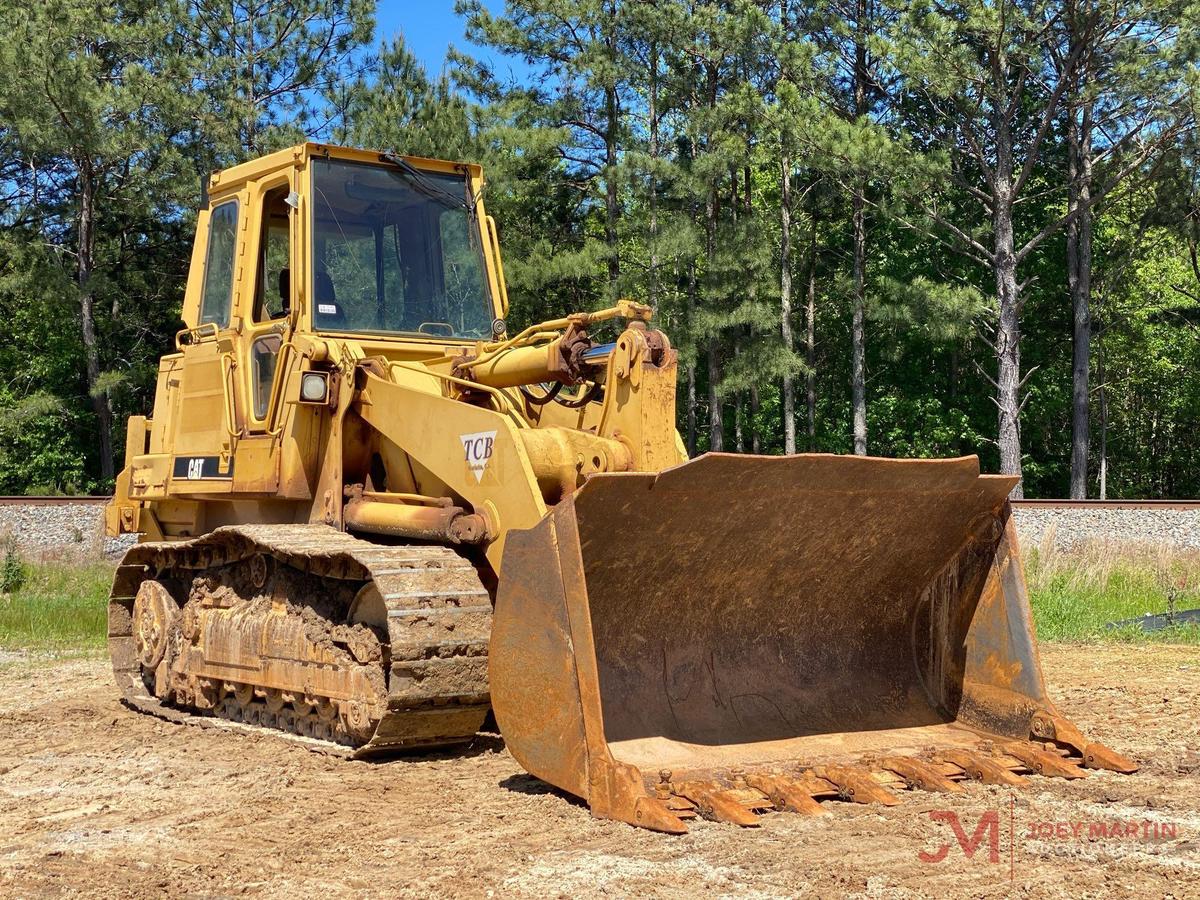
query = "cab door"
(170, 198, 242, 493)
(230, 176, 299, 495)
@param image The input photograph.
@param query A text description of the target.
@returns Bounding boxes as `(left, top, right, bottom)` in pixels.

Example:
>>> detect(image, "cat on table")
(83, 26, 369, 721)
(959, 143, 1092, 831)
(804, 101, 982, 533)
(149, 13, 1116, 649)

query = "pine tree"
(458, 0, 632, 287)
(0, 0, 196, 483)
(1052, 0, 1197, 497)
(182, 0, 375, 156)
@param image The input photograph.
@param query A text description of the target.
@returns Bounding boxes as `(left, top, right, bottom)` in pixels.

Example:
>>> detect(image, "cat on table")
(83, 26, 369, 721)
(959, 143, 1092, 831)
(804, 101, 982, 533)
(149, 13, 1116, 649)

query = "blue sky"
(374, 2, 529, 81)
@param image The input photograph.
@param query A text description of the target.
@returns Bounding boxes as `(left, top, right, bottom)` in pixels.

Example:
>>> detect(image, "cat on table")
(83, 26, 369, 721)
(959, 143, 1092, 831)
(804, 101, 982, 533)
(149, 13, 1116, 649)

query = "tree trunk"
(647, 41, 659, 309)
(684, 101, 700, 458)
(604, 79, 620, 285)
(750, 386, 761, 453)
(244, 7, 257, 154)
(780, 154, 796, 454)
(851, 189, 867, 456)
(1067, 103, 1094, 499)
(687, 256, 698, 456)
(734, 392, 745, 453)
(708, 340, 723, 451)
(806, 224, 817, 447)
(1098, 340, 1108, 499)
(687, 364, 697, 456)
(703, 65, 722, 452)
(77, 160, 115, 482)
(850, 0, 869, 456)
(994, 191, 1024, 494)
(990, 45, 1024, 497)
(603, 0, 620, 285)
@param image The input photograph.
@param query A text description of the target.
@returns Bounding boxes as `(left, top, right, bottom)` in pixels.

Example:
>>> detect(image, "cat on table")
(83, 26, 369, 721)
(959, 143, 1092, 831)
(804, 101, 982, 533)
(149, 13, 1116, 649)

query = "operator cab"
(172, 144, 506, 493)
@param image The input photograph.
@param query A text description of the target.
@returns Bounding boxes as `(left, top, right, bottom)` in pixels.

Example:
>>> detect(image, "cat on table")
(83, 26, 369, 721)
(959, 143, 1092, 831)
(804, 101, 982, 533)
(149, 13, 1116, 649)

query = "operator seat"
(275, 268, 291, 318)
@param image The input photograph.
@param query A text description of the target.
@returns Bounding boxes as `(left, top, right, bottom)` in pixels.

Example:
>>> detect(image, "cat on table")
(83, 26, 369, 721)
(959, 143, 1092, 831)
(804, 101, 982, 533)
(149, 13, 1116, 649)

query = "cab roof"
(205, 143, 484, 198)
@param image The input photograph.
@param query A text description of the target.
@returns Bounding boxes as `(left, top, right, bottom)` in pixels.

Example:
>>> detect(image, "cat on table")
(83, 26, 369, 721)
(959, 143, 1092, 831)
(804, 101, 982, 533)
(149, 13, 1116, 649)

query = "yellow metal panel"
(148, 355, 182, 453)
(130, 454, 172, 499)
(232, 436, 280, 494)
(174, 346, 230, 454)
(357, 372, 547, 570)
(124, 415, 148, 463)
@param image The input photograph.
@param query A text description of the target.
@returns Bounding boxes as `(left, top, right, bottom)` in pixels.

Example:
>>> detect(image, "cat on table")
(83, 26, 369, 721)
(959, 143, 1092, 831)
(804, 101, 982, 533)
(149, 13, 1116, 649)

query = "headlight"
(300, 371, 329, 403)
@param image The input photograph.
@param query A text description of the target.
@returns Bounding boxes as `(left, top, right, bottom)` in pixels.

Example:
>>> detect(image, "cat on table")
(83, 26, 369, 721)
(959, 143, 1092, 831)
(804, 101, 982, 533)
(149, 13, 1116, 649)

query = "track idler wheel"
(133, 580, 178, 670)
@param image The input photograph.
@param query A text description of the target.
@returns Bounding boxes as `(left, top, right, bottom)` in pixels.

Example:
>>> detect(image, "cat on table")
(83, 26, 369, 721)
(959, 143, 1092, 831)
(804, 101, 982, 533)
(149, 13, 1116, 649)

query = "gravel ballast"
(3, 500, 1200, 561)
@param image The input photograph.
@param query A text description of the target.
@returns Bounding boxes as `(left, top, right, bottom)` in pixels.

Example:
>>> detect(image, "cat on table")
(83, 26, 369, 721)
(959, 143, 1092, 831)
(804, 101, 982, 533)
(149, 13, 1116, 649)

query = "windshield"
(310, 157, 493, 339)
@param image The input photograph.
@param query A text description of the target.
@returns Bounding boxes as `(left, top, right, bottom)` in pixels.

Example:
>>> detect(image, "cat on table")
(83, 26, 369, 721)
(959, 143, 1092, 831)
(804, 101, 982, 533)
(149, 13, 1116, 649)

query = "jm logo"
(919, 810, 1001, 864)
(460, 431, 498, 484)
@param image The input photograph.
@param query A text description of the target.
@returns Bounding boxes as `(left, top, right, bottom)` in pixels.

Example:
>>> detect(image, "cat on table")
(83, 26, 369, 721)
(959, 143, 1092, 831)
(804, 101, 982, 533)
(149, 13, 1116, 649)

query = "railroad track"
(1011, 499, 1200, 510)
(4, 496, 1200, 509)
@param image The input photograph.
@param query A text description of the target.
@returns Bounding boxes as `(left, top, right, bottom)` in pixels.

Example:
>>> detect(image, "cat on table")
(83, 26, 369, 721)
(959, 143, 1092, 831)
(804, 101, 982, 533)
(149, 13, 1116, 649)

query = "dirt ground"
(0, 644, 1196, 899)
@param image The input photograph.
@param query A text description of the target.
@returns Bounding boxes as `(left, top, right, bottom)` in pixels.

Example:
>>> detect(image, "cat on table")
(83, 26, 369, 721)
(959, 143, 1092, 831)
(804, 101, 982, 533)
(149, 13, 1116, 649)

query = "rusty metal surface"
(109, 524, 491, 756)
(492, 452, 1139, 832)
(343, 495, 489, 544)
(574, 454, 1023, 761)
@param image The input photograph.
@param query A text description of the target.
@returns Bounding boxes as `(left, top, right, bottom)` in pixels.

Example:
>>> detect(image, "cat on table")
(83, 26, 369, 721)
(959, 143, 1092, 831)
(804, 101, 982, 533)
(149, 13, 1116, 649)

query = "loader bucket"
(490, 454, 1136, 832)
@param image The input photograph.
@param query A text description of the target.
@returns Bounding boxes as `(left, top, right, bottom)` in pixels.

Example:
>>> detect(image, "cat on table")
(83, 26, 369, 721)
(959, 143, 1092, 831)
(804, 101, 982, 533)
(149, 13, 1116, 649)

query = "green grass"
(0, 560, 113, 653)
(0, 542, 1195, 657)
(1026, 541, 1200, 644)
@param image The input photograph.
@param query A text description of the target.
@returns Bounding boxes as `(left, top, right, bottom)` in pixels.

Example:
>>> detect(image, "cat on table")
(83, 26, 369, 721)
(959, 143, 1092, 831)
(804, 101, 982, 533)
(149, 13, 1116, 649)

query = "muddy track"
(108, 525, 491, 756)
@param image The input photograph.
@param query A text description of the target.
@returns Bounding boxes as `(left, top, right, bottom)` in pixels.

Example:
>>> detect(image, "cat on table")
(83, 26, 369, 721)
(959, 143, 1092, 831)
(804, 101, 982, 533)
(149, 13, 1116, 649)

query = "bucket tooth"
(1080, 742, 1138, 774)
(1031, 712, 1088, 753)
(789, 772, 842, 799)
(879, 756, 966, 794)
(632, 796, 691, 833)
(661, 795, 699, 818)
(669, 781, 761, 827)
(1002, 742, 1087, 779)
(1031, 712, 1139, 773)
(743, 773, 828, 816)
(937, 749, 1029, 786)
(812, 765, 902, 806)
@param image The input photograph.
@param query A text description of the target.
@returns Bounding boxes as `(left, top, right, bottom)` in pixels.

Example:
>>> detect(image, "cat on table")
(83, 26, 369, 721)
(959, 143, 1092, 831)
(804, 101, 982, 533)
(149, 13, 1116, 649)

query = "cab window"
(200, 200, 238, 328)
(310, 158, 493, 338)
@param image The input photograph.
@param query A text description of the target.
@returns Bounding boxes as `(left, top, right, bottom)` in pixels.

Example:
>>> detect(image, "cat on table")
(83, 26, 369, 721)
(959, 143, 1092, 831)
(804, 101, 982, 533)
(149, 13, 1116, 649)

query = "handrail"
(461, 300, 651, 373)
(266, 339, 307, 438)
(219, 351, 241, 441)
(175, 321, 219, 350)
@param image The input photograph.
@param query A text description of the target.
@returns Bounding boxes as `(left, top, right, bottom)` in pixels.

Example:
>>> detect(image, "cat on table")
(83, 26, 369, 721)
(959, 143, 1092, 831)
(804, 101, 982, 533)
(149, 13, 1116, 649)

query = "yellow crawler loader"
(105, 143, 1135, 832)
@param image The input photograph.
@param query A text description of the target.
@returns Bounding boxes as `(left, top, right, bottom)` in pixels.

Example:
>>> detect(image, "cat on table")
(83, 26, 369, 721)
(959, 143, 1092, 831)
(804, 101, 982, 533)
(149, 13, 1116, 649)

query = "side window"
(251, 335, 282, 419)
(200, 201, 238, 327)
(254, 186, 291, 322)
